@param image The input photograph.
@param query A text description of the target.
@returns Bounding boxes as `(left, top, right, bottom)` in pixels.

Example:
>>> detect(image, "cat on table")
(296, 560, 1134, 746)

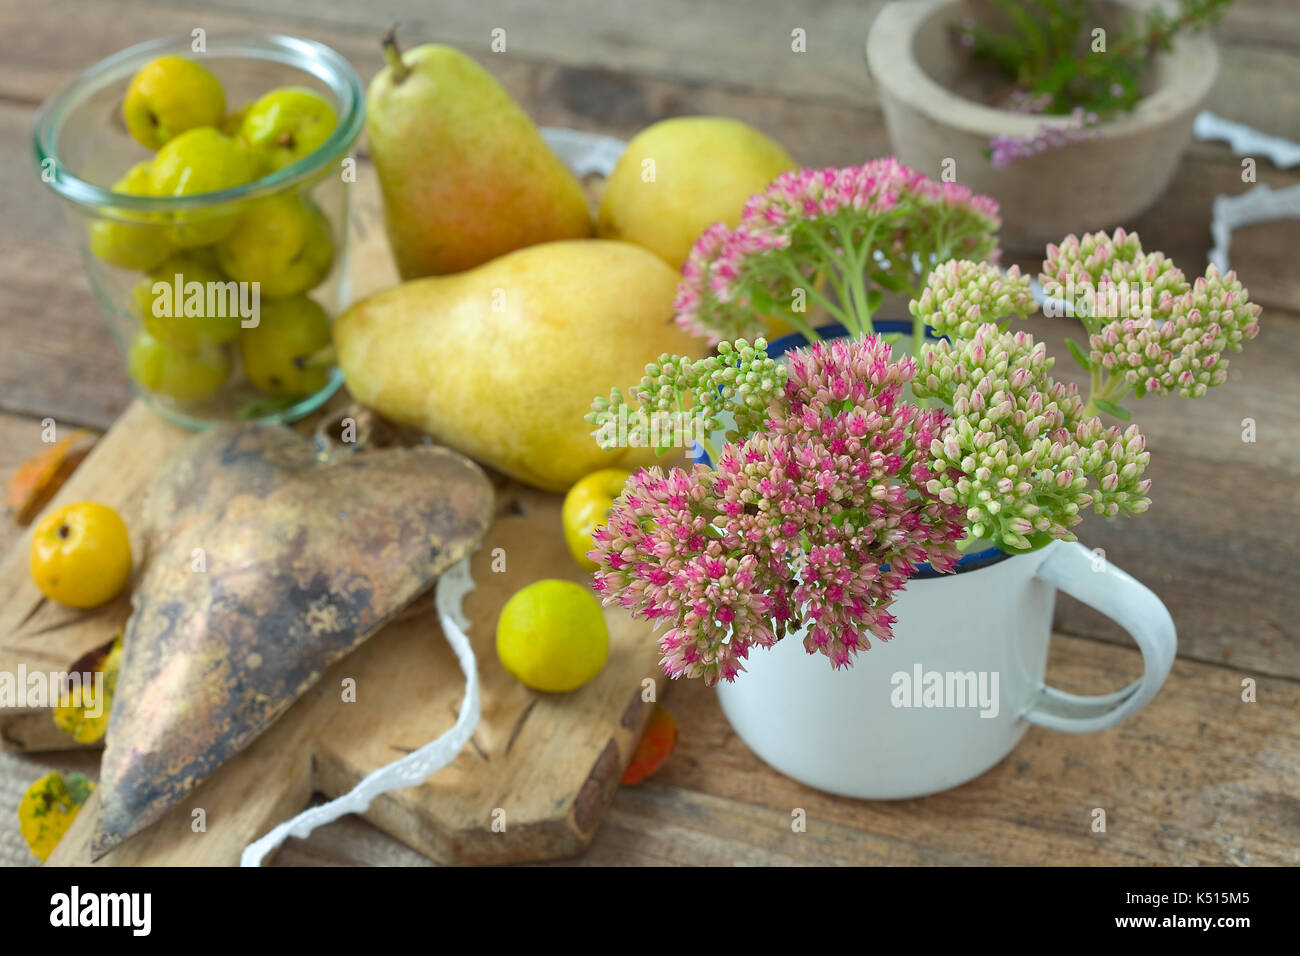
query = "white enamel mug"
(714, 540, 1177, 799)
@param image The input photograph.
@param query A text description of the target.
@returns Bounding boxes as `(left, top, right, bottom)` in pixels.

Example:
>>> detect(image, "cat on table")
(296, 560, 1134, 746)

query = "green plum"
(128, 330, 231, 402)
(217, 194, 333, 297)
(238, 87, 338, 172)
(238, 295, 332, 397)
(87, 160, 175, 270)
(135, 255, 244, 349)
(122, 56, 226, 151)
(150, 128, 257, 246)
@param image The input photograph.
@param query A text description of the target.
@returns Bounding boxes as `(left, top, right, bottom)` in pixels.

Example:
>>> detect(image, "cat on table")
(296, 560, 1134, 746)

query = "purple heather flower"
(989, 107, 1099, 169)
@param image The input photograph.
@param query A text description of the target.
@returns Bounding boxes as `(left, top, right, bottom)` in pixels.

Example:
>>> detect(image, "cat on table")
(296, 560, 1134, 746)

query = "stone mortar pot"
(866, 0, 1219, 251)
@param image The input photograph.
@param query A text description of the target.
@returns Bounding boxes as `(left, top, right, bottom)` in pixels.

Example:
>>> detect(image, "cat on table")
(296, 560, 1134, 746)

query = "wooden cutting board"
(0, 401, 667, 865)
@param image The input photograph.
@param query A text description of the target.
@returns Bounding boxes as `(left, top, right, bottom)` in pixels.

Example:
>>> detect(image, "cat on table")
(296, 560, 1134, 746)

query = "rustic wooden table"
(2, 0, 1298, 867)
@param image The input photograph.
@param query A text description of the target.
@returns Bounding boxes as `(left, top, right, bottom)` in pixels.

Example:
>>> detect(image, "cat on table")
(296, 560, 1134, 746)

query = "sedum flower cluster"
(1040, 229, 1262, 408)
(908, 229, 1261, 550)
(589, 336, 965, 685)
(909, 260, 1035, 339)
(674, 159, 1001, 345)
(587, 339, 786, 453)
(586, 205, 1262, 681)
(913, 324, 1151, 551)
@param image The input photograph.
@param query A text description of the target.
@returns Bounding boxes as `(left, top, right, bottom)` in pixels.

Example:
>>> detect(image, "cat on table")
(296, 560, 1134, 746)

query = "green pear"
(333, 240, 708, 492)
(597, 116, 797, 269)
(366, 31, 591, 279)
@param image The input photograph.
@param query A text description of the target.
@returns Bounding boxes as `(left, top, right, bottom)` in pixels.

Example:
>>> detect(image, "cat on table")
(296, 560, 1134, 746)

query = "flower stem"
(777, 262, 848, 331)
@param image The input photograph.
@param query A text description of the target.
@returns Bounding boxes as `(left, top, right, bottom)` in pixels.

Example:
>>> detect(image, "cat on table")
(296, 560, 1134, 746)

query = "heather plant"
(955, 0, 1232, 153)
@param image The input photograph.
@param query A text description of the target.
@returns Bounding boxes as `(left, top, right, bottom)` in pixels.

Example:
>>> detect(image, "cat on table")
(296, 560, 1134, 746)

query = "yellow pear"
(333, 240, 708, 491)
(597, 116, 797, 269)
(367, 33, 592, 278)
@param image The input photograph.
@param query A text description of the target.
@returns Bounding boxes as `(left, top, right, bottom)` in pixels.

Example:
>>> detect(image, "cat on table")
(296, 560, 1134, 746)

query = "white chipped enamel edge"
(239, 556, 480, 867)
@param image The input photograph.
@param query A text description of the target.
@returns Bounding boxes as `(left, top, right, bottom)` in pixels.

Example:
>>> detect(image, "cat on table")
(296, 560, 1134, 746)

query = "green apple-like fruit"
(135, 254, 243, 348)
(238, 87, 338, 172)
(239, 295, 332, 397)
(217, 194, 333, 297)
(128, 330, 231, 401)
(149, 127, 257, 246)
(87, 161, 175, 270)
(220, 102, 253, 137)
(122, 56, 226, 151)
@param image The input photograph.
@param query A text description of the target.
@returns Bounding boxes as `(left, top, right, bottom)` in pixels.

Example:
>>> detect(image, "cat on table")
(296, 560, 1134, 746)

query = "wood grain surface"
(0, 0, 1297, 866)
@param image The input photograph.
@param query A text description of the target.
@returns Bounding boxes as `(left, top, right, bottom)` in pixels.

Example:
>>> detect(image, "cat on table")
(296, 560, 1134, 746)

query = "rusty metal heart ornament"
(92, 423, 494, 858)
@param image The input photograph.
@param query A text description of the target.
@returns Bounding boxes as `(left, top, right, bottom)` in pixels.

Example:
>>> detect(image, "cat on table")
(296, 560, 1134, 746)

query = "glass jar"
(33, 34, 365, 427)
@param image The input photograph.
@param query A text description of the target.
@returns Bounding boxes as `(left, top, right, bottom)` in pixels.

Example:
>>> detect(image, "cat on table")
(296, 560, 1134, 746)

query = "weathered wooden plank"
(2, 0, 1299, 870)
(1, 0, 882, 107)
(0, 238, 130, 429)
(47, 621, 1300, 867)
(20, 0, 1292, 111)
(650, 635, 1300, 866)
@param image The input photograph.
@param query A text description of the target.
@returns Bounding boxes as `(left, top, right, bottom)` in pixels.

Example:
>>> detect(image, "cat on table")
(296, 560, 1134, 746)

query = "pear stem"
(381, 24, 411, 84)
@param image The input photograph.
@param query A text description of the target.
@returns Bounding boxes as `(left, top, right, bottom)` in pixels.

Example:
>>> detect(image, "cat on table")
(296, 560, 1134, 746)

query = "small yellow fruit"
(87, 161, 174, 271)
(562, 468, 633, 571)
(496, 580, 609, 693)
(596, 116, 796, 269)
(128, 330, 231, 402)
(238, 296, 333, 397)
(122, 56, 226, 151)
(30, 502, 132, 609)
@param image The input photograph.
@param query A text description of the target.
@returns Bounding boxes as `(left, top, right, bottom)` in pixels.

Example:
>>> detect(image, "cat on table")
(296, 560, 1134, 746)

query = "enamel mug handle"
(1021, 542, 1177, 733)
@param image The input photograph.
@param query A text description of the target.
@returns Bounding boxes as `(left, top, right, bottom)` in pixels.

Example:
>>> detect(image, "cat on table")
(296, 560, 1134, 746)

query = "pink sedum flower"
(1041, 229, 1262, 399)
(674, 158, 1001, 344)
(590, 336, 965, 685)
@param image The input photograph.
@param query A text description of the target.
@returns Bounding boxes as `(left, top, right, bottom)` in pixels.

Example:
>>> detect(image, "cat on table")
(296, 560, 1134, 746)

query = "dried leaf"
(18, 771, 95, 862)
(621, 705, 678, 785)
(53, 633, 123, 744)
(6, 429, 95, 524)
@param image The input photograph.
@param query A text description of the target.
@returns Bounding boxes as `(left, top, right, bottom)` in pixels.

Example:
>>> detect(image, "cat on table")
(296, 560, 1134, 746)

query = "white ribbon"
(240, 557, 480, 867)
(1193, 111, 1300, 169)
(1192, 111, 1300, 274)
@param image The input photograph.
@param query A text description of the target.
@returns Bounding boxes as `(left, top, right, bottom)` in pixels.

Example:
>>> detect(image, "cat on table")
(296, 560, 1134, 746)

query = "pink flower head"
(589, 334, 965, 685)
(673, 158, 1001, 344)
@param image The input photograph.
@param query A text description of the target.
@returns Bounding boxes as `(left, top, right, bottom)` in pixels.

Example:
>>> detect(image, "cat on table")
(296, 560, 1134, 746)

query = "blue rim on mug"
(693, 319, 1009, 578)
